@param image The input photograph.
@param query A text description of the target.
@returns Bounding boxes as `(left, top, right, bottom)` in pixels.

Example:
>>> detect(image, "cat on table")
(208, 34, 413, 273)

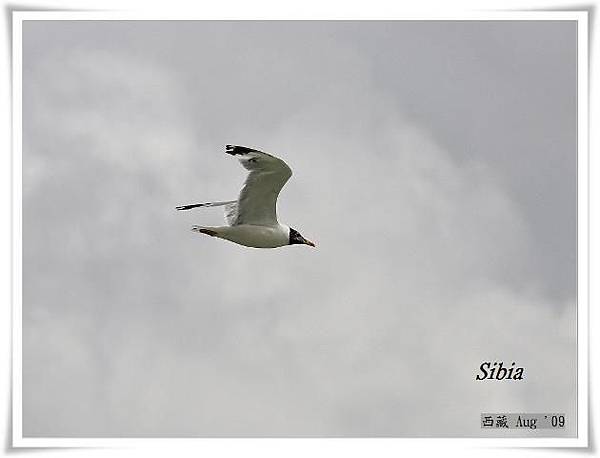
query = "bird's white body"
(197, 224, 290, 249)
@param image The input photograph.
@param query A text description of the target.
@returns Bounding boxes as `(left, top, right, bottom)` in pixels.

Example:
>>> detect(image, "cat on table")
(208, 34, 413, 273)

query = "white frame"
(11, 10, 589, 448)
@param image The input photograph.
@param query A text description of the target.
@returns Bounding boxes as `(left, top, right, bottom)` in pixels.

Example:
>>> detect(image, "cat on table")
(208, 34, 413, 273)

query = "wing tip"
(225, 145, 261, 156)
(175, 203, 208, 211)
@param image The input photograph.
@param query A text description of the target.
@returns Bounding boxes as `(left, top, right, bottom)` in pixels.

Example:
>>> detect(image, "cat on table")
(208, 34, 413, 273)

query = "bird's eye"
(248, 158, 258, 163)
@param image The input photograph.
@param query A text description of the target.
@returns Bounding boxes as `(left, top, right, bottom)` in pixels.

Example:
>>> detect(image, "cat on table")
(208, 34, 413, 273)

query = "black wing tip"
(225, 145, 261, 156)
(175, 203, 208, 211)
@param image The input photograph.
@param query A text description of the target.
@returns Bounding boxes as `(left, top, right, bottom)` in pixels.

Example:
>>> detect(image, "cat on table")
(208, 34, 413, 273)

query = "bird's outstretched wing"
(175, 200, 239, 225)
(225, 145, 292, 226)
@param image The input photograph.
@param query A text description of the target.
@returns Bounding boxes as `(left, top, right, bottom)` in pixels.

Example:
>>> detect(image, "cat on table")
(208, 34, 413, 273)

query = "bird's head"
(289, 227, 315, 247)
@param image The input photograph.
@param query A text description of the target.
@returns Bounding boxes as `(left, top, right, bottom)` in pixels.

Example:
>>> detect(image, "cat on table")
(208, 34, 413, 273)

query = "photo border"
(11, 10, 589, 448)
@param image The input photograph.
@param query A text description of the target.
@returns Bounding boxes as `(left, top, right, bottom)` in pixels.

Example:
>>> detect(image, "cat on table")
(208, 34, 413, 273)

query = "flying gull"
(176, 145, 315, 249)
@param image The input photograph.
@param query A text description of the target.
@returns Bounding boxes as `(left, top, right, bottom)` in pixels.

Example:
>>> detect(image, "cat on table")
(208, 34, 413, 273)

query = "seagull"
(176, 145, 315, 249)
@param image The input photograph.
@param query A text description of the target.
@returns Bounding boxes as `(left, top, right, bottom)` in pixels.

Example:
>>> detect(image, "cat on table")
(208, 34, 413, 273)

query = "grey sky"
(22, 20, 577, 437)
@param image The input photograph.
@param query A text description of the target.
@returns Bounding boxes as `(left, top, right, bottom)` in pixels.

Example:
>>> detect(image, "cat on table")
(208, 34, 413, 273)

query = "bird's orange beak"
(304, 238, 316, 247)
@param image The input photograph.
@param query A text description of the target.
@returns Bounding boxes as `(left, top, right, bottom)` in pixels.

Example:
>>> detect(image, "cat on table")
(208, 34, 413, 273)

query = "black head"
(289, 228, 315, 247)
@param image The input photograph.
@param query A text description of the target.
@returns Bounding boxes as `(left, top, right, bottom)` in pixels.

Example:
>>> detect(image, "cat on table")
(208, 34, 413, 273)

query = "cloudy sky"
(22, 20, 577, 437)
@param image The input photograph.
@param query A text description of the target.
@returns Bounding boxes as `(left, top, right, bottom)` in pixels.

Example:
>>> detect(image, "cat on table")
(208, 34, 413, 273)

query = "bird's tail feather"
(175, 200, 236, 211)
